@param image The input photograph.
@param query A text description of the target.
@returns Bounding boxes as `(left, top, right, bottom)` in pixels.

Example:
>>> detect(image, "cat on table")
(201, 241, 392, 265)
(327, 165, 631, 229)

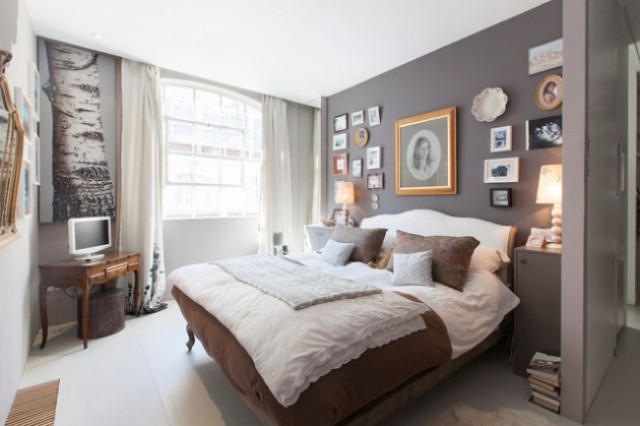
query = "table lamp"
(536, 164, 563, 246)
(334, 181, 355, 226)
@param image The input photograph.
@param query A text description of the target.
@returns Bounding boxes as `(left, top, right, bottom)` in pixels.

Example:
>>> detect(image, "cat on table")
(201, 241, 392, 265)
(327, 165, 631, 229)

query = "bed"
(169, 209, 519, 425)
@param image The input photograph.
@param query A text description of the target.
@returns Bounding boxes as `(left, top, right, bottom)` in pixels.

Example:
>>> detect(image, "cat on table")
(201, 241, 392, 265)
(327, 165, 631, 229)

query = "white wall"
(0, 0, 38, 423)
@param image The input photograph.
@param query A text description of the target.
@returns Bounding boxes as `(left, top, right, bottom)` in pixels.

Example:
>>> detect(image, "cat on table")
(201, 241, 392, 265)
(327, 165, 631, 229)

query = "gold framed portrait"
(534, 74, 563, 111)
(394, 106, 456, 195)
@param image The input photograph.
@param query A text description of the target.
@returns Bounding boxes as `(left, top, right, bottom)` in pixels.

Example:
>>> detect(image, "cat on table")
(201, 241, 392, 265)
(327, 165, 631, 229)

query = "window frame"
(161, 79, 262, 220)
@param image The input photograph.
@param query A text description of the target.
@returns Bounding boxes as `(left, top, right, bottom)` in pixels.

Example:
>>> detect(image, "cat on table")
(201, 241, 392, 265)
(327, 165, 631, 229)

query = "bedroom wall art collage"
(331, 37, 563, 214)
(14, 60, 40, 218)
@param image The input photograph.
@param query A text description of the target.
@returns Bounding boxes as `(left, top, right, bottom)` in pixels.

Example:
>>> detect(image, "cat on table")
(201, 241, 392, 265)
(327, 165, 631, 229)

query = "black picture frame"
(490, 188, 512, 207)
(367, 172, 384, 190)
(526, 115, 562, 150)
(334, 113, 348, 132)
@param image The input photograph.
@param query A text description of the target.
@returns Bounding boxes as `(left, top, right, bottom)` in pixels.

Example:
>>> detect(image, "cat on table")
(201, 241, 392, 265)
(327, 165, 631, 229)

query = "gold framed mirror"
(0, 50, 25, 248)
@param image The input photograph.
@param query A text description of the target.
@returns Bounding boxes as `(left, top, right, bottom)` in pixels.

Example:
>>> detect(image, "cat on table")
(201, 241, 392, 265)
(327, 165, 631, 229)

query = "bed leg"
(186, 325, 195, 351)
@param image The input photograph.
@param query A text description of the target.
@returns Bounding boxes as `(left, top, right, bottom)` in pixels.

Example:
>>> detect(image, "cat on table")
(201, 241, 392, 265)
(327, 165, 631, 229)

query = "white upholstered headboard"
(360, 209, 516, 259)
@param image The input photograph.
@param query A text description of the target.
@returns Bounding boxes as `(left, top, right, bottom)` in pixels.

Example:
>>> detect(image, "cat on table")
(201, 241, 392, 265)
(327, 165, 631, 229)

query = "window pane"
(167, 154, 193, 183)
(164, 86, 194, 121)
(220, 159, 242, 186)
(221, 96, 246, 129)
(164, 185, 193, 217)
(220, 188, 245, 216)
(167, 120, 194, 148)
(194, 187, 219, 216)
(195, 90, 221, 125)
(195, 157, 220, 184)
(244, 161, 261, 188)
(195, 124, 222, 154)
(246, 106, 262, 152)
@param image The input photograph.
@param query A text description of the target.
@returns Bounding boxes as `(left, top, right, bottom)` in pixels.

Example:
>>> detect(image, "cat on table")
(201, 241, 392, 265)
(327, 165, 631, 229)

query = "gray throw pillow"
(330, 225, 387, 263)
(319, 239, 355, 266)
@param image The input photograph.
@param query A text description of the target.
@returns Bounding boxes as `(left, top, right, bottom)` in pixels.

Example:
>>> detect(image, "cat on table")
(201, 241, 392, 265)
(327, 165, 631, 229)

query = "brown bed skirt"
(172, 286, 453, 426)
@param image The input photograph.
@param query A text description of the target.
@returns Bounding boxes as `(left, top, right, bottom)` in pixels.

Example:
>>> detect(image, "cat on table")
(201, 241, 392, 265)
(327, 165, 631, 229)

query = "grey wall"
(0, 0, 38, 423)
(325, 1, 562, 248)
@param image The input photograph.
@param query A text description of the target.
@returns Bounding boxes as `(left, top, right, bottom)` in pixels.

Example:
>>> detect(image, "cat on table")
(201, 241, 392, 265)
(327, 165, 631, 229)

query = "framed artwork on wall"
(332, 153, 348, 176)
(394, 106, 457, 195)
(484, 157, 519, 183)
(334, 113, 348, 132)
(351, 110, 365, 126)
(366, 146, 381, 170)
(526, 115, 562, 150)
(352, 158, 363, 177)
(490, 188, 512, 207)
(528, 38, 563, 75)
(333, 133, 347, 150)
(367, 172, 384, 190)
(490, 125, 512, 153)
(534, 74, 563, 110)
(368, 106, 381, 126)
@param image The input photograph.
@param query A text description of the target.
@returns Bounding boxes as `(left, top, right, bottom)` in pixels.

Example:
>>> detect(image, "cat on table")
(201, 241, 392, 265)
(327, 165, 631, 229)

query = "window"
(162, 82, 262, 218)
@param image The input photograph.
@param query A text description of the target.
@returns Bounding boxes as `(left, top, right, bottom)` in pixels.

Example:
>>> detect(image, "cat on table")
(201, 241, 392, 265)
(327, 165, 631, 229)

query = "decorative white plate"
(471, 87, 508, 122)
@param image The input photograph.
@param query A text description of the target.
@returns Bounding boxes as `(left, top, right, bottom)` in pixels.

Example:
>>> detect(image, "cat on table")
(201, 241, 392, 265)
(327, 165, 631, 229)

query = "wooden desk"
(39, 252, 140, 349)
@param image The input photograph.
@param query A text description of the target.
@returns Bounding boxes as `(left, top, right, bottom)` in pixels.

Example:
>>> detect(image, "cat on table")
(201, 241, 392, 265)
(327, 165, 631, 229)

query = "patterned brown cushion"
(387, 230, 480, 291)
(330, 225, 387, 263)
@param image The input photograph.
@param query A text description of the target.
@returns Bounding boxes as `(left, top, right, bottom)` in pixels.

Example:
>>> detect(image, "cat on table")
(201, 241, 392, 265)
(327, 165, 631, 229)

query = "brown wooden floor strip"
(5, 379, 59, 426)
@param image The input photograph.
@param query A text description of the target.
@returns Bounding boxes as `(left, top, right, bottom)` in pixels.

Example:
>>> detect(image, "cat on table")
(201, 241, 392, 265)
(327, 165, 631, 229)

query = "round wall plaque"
(355, 127, 369, 147)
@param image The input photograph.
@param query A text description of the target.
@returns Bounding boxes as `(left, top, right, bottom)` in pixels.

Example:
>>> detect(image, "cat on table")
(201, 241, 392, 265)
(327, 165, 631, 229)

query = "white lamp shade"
(536, 164, 562, 204)
(334, 181, 355, 205)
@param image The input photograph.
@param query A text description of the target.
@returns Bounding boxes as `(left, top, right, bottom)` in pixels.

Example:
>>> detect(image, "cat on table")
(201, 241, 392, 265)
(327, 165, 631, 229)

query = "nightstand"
(304, 225, 334, 252)
(512, 246, 561, 376)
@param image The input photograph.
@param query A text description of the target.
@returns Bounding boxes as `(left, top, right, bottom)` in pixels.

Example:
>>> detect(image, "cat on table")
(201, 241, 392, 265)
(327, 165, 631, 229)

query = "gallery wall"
(325, 0, 562, 247)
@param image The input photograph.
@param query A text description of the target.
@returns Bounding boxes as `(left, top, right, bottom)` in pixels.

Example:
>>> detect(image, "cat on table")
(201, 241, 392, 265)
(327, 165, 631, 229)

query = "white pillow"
(469, 246, 511, 273)
(393, 250, 434, 287)
(319, 239, 355, 266)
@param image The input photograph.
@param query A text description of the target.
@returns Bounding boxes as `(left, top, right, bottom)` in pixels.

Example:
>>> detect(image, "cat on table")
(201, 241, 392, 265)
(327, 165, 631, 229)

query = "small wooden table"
(39, 252, 141, 349)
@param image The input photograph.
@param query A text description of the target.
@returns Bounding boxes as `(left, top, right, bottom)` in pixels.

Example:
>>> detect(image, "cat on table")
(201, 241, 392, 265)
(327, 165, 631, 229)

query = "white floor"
(18, 303, 640, 426)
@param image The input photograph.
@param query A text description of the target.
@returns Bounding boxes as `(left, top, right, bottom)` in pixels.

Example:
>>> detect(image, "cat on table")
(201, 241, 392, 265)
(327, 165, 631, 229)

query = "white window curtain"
(259, 95, 295, 253)
(117, 59, 167, 313)
(311, 108, 322, 224)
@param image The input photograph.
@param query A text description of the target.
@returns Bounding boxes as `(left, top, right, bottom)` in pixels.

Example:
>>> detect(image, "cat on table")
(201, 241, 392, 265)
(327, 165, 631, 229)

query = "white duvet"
(169, 253, 520, 407)
(169, 261, 429, 407)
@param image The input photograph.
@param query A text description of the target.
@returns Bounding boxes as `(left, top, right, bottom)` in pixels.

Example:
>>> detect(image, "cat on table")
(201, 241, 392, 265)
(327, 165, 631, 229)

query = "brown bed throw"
(172, 286, 452, 426)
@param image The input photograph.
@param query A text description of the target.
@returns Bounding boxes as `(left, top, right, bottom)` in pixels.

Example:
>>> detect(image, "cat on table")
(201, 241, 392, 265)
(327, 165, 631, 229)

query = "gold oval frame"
(354, 127, 369, 147)
(534, 74, 563, 111)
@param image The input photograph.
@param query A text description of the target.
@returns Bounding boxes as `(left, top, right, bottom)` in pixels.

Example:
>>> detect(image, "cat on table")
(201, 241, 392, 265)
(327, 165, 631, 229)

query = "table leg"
(133, 268, 141, 316)
(82, 282, 90, 349)
(39, 281, 48, 350)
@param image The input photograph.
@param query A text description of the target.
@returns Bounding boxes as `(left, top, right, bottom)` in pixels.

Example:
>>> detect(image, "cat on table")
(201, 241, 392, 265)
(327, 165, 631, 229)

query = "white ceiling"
(24, 0, 551, 107)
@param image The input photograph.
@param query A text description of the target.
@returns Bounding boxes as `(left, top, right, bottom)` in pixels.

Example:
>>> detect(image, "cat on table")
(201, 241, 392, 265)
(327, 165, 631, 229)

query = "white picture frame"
(352, 158, 363, 177)
(490, 125, 512, 153)
(332, 133, 347, 150)
(366, 146, 381, 170)
(33, 134, 41, 185)
(29, 61, 40, 120)
(528, 38, 563, 75)
(368, 106, 381, 126)
(351, 110, 365, 126)
(484, 157, 519, 183)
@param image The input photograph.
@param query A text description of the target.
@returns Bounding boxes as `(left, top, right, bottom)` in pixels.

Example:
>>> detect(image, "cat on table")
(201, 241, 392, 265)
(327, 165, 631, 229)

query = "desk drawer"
(105, 262, 129, 280)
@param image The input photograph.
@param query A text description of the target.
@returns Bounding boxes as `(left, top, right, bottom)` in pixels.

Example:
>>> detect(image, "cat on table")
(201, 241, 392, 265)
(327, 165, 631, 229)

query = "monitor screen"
(68, 216, 112, 259)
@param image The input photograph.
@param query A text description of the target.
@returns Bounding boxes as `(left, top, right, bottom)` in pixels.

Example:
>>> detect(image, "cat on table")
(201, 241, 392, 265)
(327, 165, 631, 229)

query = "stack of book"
(527, 352, 561, 413)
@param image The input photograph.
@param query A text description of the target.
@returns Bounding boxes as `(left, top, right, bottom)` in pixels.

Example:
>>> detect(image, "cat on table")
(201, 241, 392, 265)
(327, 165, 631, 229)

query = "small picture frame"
(334, 114, 348, 132)
(33, 134, 40, 185)
(368, 106, 381, 126)
(332, 152, 348, 176)
(367, 172, 384, 190)
(534, 74, 563, 111)
(526, 115, 563, 150)
(23, 160, 32, 216)
(528, 38, 563, 75)
(351, 110, 365, 126)
(333, 133, 347, 150)
(484, 157, 519, 183)
(29, 61, 40, 119)
(332, 208, 347, 225)
(352, 158, 363, 177)
(490, 188, 512, 207)
(366, 146, 381, 170)
(490, 125, 512, 153)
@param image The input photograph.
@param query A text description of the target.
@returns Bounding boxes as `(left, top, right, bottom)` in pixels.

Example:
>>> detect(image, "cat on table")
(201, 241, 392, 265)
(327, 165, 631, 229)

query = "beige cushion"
(393, 251, 434, 287)
(330, 225, 387, 263)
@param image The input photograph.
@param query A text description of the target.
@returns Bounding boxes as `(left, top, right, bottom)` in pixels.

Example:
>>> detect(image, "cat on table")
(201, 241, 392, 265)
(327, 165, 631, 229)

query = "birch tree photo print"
(43, 41, 115, 222)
